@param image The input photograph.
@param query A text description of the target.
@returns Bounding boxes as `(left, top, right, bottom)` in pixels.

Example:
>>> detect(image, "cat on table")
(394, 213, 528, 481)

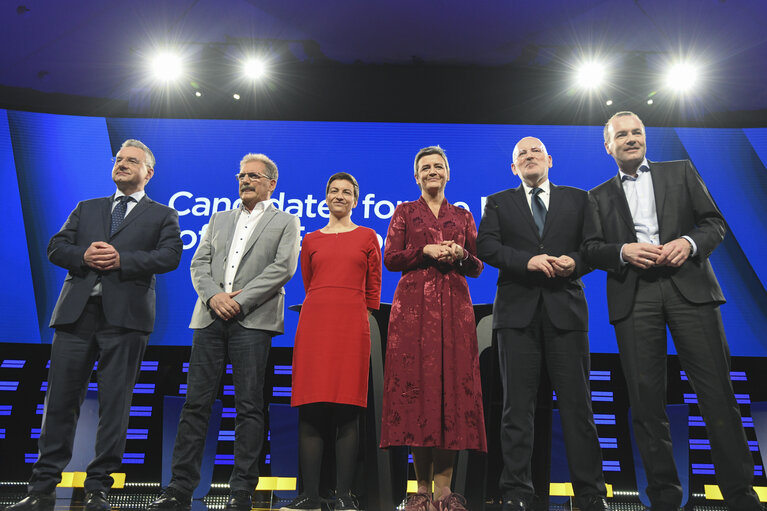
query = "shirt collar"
(520, 178, 550, 196)
(114, 189, 145, 202)
(619, 159, 650, 181)
(241, 199, 269, 214)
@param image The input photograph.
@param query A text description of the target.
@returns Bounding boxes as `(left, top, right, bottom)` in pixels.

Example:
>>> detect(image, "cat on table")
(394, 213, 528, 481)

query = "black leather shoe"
(5, 493, 56, 511)
(577, 495, 609, 511)
(501, 496, 531, 511)
(84, 490, 110, 511)
(147, 490, 192, 511)
(224, 490, 252, 511)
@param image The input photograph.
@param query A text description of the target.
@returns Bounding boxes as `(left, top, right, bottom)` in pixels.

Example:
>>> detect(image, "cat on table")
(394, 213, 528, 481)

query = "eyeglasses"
(235, 172, 270, 182)
(111, 156, 144, 167)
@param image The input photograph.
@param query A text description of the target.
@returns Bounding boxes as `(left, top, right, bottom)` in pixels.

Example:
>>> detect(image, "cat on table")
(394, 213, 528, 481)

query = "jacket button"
(538, 244, 544, 250)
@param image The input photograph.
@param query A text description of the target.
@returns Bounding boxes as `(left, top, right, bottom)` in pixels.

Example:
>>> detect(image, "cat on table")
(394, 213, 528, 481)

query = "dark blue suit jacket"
(583, 159, 726, 323)
(477, 184, 591, 331)
(47, 194, 182, 332)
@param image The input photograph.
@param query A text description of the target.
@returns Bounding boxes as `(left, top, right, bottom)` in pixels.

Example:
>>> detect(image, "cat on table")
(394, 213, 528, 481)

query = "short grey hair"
(603, 111, 645, 142)
(413, 145, 449, 178)
(239, 153, 278, 180)
(120, 139, 155, 169)
(512, 137, 548, 162)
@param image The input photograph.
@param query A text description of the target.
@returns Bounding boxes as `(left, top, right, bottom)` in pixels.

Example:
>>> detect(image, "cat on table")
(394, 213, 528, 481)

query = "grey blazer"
(189, 203, 300, 334)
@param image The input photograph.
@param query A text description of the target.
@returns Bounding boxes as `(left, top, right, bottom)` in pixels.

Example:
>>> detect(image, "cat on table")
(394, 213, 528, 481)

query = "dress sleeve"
(365, 230, 382, 310)
(460, 211, 483, 278)
(383, 204, 426, 272)
(300, 234, 313, 293)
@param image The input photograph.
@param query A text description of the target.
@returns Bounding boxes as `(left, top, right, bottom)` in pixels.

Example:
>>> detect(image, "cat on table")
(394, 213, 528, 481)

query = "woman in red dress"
(283, 173, 382, 511)
(380, 147, 486, 511)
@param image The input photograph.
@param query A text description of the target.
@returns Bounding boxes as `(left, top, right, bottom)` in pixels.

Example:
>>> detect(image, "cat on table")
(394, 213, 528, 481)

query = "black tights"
(298, 402, 360, 497)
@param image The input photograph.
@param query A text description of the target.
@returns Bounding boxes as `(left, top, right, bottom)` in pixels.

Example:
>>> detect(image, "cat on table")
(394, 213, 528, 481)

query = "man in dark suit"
(8, 139, 182, 511)
(148, 153, 300, 511)
(584, 111, 762, 511)
(477, 137, 608, 511)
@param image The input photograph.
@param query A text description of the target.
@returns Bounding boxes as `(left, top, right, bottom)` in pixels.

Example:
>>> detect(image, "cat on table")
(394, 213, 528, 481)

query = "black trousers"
(497, 299, 605, 504)
(614, 276, 759, 511)
(30, 299, 149, 494)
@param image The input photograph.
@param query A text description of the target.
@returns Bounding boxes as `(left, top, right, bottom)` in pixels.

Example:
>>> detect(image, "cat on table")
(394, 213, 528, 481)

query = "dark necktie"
(110, 196, 133, 235)
(531, 187, 547, 237)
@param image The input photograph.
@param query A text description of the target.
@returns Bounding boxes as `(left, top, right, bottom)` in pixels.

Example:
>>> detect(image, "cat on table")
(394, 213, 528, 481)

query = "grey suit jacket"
(47, 194, 182, 332)
(189, 202, 300, 334)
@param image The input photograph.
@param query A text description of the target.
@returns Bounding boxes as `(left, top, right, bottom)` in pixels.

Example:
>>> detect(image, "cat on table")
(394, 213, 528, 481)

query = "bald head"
(511, 136, 552, 188)
(512, 137, 548, 162)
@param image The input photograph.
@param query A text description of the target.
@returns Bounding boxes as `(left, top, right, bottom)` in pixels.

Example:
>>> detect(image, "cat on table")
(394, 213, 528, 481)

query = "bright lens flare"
(151, 53, 183, 81)
(242, 59, 266, 80)
(576, 62, 606, 89)
(665, 63, 699, 92)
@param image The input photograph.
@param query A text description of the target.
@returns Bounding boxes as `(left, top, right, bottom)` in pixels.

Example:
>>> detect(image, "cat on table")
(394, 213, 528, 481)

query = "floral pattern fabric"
(380, 197, 487, 451)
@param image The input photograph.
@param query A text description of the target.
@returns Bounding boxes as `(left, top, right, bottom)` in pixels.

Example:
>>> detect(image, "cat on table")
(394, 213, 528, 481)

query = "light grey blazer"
(189, 202, 300, 334)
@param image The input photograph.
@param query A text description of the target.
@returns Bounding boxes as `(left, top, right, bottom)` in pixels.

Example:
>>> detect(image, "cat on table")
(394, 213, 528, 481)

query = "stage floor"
(0, 489, 733, 511)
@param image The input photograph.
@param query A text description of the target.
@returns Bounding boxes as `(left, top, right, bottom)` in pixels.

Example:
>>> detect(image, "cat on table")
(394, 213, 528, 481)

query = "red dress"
(291, 226, 382, 407)
(380, 197, 487, 451)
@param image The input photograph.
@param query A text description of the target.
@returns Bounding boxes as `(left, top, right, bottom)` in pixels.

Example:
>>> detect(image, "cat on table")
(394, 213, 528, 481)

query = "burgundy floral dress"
(379, 197, 487, 451)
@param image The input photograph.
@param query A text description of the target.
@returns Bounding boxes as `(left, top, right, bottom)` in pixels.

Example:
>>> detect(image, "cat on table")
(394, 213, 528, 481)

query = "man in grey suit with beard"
(149, 153, 300, 511)
(9, 139, 182, 511)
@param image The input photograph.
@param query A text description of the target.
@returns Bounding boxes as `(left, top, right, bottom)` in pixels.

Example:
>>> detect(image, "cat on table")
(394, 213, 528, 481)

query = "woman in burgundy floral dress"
(380, 146, 487, 511)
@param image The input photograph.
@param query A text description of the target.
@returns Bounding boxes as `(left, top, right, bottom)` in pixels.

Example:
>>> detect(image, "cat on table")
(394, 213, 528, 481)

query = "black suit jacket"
(477, 184, 591, 331)
(47, 194, 183, 332)
(583, 159, 726, 323)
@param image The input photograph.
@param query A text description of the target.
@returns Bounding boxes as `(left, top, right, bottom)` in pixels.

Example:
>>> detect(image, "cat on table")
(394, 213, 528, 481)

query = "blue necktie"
(531, 187, 547, 237)
(110, 196, 133, 235)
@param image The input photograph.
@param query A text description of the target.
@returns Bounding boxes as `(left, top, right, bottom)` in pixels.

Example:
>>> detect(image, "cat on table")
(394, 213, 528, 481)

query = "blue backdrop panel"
(6, 111, 114, 343)
(2, 110, 766, 356)
(0, 110, 39, 342)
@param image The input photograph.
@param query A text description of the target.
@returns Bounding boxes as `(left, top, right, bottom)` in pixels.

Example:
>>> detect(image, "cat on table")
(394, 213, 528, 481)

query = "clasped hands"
(209, 290, 243, 321)
(527, 254, 576, 278)
(623, 238, 692, 269)
(84, 241, 121, 271)
(423, 241, 465, 264)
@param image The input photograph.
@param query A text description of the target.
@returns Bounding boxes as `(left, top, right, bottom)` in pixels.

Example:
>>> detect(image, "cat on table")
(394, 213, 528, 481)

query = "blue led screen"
(3, 109, 767, 355)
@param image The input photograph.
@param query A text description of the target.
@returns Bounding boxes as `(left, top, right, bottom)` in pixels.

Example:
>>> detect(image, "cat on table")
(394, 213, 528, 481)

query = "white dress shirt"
(224, 200, 269, 293)
(618, 159, 697, 264)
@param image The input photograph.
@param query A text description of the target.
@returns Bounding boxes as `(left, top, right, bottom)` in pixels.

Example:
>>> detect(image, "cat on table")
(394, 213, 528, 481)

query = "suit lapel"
(609, 174, 636, 237)
(109, 195, 152, 239)
(100, 196, 114, 239)
(648, 160, 666, 231)
(509, 186, 540, 238)
(544, 184, 564, 238)
(222, 208, 240, 258)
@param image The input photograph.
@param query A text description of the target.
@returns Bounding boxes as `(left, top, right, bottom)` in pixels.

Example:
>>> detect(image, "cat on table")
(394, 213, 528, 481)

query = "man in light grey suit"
(149, 153, 300, 511)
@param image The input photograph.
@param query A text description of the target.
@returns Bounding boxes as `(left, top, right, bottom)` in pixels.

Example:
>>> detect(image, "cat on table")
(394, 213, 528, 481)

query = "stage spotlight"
(150, 53, 183, 82)
(575, 61, 606, 90)
(665, 62, 699, 92)
(647, 99, 654, 105)
(242, 58, 266, 80)
(606, 99, 613, 106)
(194, 91, 202, 97)
(233, 93, 241, 100)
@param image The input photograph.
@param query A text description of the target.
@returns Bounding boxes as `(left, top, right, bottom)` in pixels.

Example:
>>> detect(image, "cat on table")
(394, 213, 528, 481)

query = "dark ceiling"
(2, 0, 766, 125)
